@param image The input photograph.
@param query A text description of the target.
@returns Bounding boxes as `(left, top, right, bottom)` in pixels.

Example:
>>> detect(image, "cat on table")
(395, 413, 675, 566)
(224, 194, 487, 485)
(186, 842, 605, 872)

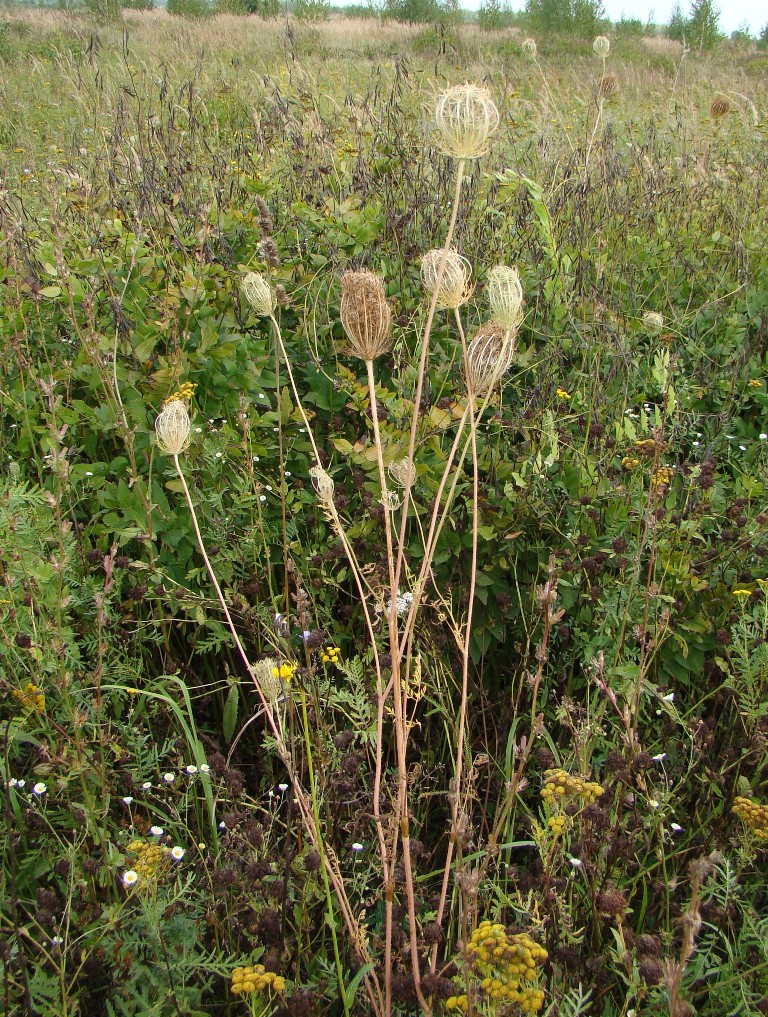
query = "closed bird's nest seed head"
(242, 272, 275, 316)
(593, 35, 610, 57)
(339, 270, 392, 361)
(466, 322, 516, 396)
(155, 400, 191, 456)
(598, 72, 619, 100)
(421, 248, 473, 310)
(435, 83, 500, 160)
(487, 265, 524, 331)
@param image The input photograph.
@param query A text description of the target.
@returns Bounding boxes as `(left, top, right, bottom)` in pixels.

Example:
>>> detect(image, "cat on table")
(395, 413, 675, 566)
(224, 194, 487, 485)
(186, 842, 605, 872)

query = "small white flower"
(285, 471, 291, 477)
(258, 393, 266, 399)
(278, 783, 289, 792)
(85, 471, 93, 477)
(351, 842, 364, 853)
(215, 452, 223, 459)
(8, 778, 18, 788)
(185, 765, 198, 775)
(670, 822, 683, 832)
(122, 796, 134, 805)
(692, 441, 700, 446)
(142, 781, 152, 790)
(198, 842, 206, 850)
(652, 753, 666, 763)
(568, 856, 582, 868)
(199, 764, 210, 774)
(163, 772, 175, 783)
(662, 692, 675, 702)
(51, 935, 64, 946)
(259, 495, 266, 502)
(32, 782, 47, 796)
(170, 846, 185, 861)
(739, 445, 747, 451)
(648, 799, 660, 809)
(219, 821, 226, 829)
(17, 779, 25, 788)
(760, 433, 767, 441)
(195, 426, 202, 433)
(149, 825, 164, 837)
(123, 870, 139, 886)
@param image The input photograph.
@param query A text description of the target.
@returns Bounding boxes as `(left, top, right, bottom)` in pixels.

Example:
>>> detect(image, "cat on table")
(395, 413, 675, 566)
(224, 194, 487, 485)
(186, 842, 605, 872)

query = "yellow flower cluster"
(547, 815, 567, 836)
(651, 466, 674, 490)
(555, 388, 571, 400)
(321, 646, 341, 665)
(163, 381, 197, 407)
(446, 922, 547, 1013)
(540, 769, 604, 806)
(748, 378, 762, 388)
(732, 797, 768, 840)
(127, 839, 169, 883)
(13, 682, 45, 712)
(272, 661, 297, 682)
(621, 457, 640, 472)
(231, 964, 286, 995)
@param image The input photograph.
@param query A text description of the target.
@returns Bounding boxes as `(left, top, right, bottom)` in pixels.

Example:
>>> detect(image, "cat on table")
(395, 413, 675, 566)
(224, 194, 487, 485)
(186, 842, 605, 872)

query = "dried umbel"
(155, 400, 192, 456)
(465, 322, 516, 396)
(593, 35, 611, 58)
(339, 270, 392, 361)
(242, 272, 275, 317)
(598, 72, 619, 100)
(710, 96, 730, 119)
(487, 265, 524, 331)
(252, 658, 283, 704)
(643, 310, 664, 333)
(435, 84, 500, 160)
(309, 465, 335, 505)
(389, 457, 416, 489)
(421, 248, 473, 310)
(522, 37, 537, 56)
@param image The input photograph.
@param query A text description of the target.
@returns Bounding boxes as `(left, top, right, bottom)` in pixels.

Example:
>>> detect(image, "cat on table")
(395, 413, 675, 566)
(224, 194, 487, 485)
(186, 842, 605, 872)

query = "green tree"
(687, 0, 720, 50)
(759, 22, 768, 48)
(667, 0, 687, 40)
(478, 0, 506, 30)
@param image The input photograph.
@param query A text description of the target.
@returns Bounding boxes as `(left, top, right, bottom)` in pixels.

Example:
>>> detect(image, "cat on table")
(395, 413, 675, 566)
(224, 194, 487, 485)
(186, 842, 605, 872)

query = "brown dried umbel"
(339, 270, 392, 362)
(599, 72, 619, 100)
(710, 96, 730, 119)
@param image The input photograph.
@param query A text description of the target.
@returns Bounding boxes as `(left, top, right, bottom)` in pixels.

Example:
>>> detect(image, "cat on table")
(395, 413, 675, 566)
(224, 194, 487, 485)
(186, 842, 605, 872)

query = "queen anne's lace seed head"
(643, 311, 664, 333)
(252, 658, 283, 704)
(522, 37, 537, 56)
(309, 465, 335, 506)
(593, 35, 610, 58)
(421, 248, 473, 310)
(598, 72, 619, 99)
(242, 272, 275, 317)
(339, 270, 392, 362)
(435, 84, 500, 160)
(155, 400, 192, 456)
(388, 457, 415, 488)
(487, 266, 524, 331)
(466, 323, 516, 396)
(381, 489, 402, 512)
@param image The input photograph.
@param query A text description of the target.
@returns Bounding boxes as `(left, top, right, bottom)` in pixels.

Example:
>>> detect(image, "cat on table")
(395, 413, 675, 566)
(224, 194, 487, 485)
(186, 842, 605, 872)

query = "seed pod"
(339, 270, 392, 362)
(710, 96, 730, 118)
(242, 272, 275, 317)
(421, 248, 473, 310)
(435, 83, 500, 160)
(155, 400, 191, 456)
(522, 37, 537, 56)
(466, 322, 516, 396)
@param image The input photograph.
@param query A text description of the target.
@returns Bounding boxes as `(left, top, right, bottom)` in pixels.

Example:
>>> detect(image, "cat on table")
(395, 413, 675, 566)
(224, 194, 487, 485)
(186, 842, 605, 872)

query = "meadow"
(1, 9, 768, 1016)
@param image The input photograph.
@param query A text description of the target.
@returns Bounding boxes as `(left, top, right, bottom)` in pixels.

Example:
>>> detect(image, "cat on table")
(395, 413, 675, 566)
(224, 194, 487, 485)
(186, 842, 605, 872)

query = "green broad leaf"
(223, 684, 239, 744)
